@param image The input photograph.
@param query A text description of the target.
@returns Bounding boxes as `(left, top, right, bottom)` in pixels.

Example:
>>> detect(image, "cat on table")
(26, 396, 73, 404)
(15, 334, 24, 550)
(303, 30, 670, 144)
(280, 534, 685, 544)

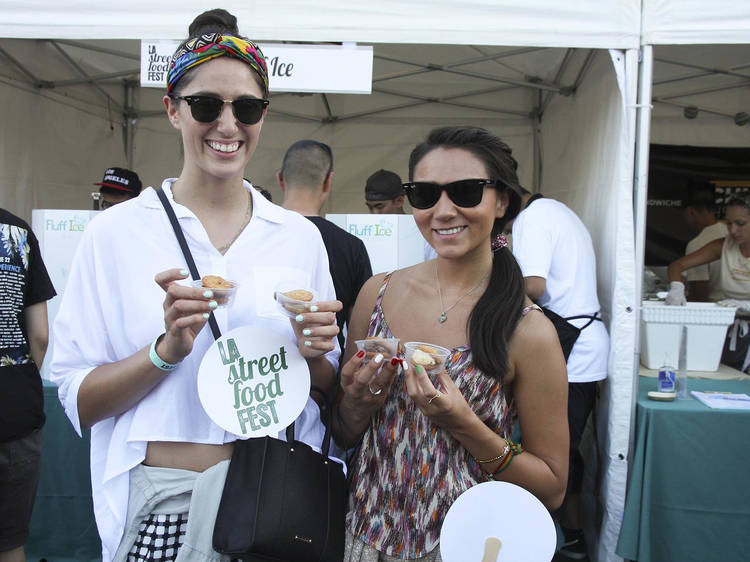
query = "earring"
(491, 233, 508, 252)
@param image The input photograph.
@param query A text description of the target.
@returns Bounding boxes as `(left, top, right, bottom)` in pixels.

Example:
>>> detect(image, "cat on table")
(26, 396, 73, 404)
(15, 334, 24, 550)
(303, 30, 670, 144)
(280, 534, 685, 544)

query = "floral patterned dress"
(346, 273, 518, 559)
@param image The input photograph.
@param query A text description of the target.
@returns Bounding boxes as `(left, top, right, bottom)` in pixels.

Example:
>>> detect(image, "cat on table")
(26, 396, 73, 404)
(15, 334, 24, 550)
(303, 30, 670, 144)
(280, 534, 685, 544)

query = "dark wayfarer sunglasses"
(171, 95, 269, 125)
(402, 179, 502, 209)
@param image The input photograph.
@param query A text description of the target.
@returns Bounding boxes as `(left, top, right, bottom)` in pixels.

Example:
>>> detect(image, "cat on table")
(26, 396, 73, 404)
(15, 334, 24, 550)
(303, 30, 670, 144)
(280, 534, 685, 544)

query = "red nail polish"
(391, 357, 400, 366)
(356, 350, 365, 359)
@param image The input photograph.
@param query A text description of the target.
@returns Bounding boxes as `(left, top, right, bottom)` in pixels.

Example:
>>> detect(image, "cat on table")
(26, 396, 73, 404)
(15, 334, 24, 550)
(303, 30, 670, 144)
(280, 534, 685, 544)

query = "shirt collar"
(140, 178, 285, 224)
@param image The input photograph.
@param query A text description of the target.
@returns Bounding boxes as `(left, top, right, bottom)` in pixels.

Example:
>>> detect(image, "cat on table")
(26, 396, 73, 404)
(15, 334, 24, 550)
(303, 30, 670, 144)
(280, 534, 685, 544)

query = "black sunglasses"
(402, 179, 499, 209)
(172, 95, 269, 125)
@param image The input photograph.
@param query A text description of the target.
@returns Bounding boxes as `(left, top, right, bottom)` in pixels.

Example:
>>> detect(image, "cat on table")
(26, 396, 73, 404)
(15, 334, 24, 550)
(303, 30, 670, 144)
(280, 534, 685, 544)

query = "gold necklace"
(435, 261, 491, 323)
(217, 191, 252, 254)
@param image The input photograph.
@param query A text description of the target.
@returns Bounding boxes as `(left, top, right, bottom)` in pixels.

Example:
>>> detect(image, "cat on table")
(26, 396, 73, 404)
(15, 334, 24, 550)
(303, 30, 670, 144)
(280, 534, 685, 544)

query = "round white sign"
(197, 324, 310, 437)
(440, 481, 556, 562)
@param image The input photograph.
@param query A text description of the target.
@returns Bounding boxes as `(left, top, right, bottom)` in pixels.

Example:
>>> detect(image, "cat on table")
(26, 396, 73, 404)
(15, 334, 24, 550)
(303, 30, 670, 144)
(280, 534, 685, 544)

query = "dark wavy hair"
(408, 126, 526, 380)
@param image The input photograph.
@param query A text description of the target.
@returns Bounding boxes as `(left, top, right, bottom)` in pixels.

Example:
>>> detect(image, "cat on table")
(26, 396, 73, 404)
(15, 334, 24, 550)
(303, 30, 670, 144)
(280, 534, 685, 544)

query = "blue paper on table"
(691, 391, 750, 410)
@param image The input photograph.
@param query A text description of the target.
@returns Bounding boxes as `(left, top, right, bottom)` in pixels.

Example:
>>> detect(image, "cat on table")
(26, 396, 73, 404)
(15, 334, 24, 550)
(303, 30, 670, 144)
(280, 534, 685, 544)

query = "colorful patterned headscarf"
(167, 33, 269, 96)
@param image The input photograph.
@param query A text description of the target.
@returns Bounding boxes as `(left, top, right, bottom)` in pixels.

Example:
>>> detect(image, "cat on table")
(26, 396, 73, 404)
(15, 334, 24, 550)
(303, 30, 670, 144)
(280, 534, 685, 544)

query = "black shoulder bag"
(155, 188, 347, 562)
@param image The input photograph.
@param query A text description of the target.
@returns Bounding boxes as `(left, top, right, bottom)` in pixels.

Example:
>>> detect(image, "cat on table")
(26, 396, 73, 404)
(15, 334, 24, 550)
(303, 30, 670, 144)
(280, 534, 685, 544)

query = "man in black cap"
(93, 167, 142, 210)
(365, 169, 406, 214)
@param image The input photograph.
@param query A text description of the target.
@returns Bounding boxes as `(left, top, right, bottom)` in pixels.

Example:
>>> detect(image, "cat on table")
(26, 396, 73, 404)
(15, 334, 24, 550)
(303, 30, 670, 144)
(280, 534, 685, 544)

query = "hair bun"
(188, 8, 239, 37)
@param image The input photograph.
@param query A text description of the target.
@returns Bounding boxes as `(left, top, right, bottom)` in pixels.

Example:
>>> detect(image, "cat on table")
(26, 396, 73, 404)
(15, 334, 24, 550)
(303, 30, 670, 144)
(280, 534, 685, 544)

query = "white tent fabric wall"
(203, 116, 535, 214)
(642, 0, 750, 46)
(538, 49, 637, 562)
(0, 1, 641, 48)
(0, 79, 132, 215)
(0, 91, 536, 219)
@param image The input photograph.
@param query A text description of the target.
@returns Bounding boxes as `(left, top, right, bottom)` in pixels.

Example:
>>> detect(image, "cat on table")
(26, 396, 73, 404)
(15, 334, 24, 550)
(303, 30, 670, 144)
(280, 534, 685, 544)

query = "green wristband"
(149, 335, 179, 371)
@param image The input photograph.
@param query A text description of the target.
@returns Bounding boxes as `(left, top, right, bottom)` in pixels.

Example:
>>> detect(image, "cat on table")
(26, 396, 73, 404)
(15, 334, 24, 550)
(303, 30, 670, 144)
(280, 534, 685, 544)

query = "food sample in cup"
(275, 282, 319, 317)
(403, 341, 451, 375)
(355, 338, 400, 366)
(191, 275, 238, 308)
(202, 275, 233, 289)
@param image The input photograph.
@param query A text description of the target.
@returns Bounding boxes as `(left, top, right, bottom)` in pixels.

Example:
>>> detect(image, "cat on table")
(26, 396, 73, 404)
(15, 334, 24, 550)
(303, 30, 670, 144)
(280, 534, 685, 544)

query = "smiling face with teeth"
(164, 57, 267, 183)
(412, 147, 508, 262)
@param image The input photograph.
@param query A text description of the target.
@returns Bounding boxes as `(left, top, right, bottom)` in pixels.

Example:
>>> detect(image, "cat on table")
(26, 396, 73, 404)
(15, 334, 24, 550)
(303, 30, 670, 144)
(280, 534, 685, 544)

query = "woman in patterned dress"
(333, 126, 569, 561)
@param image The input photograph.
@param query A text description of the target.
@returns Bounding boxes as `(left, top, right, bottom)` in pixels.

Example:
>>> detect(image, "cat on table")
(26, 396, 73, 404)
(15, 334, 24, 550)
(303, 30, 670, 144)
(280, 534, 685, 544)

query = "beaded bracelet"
(486, 440, 524, 479)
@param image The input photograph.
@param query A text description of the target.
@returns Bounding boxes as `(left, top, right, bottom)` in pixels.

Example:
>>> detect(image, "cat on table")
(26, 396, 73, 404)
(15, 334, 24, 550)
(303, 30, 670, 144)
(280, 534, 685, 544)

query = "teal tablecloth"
(616, 377, 750, 561)
(26, 380, 101, 561)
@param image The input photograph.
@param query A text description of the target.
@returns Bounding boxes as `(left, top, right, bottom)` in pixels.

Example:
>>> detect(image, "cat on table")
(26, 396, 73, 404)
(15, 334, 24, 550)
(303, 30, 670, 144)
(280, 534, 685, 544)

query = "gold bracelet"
(476, 441, 510, 464)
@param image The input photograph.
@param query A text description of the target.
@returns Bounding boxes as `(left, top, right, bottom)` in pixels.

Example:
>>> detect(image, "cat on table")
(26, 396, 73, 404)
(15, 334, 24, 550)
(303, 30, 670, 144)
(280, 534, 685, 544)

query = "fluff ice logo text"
(349, 219, 393, 237)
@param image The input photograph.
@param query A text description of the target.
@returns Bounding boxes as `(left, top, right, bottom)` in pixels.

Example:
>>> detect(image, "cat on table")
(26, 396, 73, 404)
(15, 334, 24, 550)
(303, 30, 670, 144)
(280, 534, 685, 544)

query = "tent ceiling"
(0, 38, 594, 127)
(1, 38, 746, 139)
(651, 44, 750, 126)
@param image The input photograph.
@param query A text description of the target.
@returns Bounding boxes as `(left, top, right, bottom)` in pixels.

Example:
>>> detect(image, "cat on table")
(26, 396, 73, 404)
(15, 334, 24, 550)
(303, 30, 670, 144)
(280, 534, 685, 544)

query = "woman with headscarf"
(49, 9, 341, 561)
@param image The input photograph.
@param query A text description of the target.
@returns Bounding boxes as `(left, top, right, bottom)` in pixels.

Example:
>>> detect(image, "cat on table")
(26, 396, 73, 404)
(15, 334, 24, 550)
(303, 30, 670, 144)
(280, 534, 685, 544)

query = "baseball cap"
(365, 169, 403, 201)
(93, 167, 142, 196)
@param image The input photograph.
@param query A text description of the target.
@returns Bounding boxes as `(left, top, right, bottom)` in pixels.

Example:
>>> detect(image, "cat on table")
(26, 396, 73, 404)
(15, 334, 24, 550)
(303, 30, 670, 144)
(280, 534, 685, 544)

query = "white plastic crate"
(640, 301, 737, 371)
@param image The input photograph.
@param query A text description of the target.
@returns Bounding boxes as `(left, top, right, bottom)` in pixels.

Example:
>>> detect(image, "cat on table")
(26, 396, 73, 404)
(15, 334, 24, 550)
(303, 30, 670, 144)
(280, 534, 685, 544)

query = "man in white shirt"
(511, 189, 610, 561)
(682, 184, 727, 301)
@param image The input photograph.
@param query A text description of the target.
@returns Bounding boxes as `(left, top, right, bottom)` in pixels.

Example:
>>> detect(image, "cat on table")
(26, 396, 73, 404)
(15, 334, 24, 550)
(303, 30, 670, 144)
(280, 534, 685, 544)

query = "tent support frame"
(630, 44, 653, 479)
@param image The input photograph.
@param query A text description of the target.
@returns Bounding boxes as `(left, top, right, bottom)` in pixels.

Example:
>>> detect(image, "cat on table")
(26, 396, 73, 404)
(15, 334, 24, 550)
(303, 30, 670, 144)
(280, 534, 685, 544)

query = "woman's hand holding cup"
(154, 268, 217, 364)
(290, 299, 343, 359)
(340, 350, 401, 412)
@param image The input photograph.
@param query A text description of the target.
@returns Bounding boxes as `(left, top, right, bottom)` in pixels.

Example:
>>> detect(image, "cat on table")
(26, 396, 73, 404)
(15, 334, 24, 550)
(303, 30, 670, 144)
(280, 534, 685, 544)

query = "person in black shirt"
(278, 140, 372, 349)
(0, 208, 56, 562)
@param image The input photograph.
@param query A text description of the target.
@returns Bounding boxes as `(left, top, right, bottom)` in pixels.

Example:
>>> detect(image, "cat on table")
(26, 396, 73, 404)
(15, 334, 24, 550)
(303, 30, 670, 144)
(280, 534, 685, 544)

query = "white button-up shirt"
(49, 180, 339, 561)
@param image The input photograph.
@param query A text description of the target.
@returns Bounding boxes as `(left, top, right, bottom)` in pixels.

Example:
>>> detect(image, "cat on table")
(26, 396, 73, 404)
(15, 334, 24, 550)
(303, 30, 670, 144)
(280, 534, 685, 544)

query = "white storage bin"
(640, 301, 737, 371)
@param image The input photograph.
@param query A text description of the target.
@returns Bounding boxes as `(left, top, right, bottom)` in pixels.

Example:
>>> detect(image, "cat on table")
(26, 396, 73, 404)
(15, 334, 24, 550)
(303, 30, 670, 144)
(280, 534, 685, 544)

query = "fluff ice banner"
(197, 325, 310, 437)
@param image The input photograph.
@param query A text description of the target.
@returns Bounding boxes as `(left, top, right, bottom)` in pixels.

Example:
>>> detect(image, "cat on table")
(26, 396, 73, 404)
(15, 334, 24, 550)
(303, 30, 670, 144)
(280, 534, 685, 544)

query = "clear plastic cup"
(191, 278, 238, 308)
(403, 341, 451, 375)
(355, 338, 400, 366)
(274, 282, 319, 317)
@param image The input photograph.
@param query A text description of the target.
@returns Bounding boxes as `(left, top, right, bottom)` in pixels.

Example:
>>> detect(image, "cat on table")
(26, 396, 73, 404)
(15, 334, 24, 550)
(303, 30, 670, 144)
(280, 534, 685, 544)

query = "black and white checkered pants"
(127, 513, 188, 561)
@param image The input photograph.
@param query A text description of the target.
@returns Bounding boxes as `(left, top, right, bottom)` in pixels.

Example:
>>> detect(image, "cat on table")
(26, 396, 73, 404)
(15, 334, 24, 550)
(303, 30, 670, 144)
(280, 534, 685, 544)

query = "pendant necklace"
(217, 191, 252, 254)
(435, 261, 490, 324)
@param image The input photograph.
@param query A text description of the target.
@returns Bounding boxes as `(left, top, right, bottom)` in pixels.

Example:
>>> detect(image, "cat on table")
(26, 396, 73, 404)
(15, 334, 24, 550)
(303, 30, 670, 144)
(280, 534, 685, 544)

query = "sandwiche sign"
(141, 41, 373, 94)
(197, 324, 311, 437)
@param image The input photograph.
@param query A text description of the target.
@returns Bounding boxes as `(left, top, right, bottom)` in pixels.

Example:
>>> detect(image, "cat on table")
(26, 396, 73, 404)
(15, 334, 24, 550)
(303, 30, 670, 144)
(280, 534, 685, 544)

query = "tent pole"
(532, 92, 542, 192)
(629, 45, 653, 468)
(124, 81, 135, 168)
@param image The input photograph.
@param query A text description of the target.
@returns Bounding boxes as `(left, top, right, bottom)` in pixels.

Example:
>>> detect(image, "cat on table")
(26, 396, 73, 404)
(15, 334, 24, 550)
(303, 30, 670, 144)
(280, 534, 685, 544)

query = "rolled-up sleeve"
(49, 224, 113, 436)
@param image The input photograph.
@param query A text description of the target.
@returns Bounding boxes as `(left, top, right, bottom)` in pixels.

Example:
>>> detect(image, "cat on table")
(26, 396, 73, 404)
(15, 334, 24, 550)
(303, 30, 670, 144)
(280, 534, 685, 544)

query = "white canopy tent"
(0, 2, 654, 560)
(634, 2, 750, 395)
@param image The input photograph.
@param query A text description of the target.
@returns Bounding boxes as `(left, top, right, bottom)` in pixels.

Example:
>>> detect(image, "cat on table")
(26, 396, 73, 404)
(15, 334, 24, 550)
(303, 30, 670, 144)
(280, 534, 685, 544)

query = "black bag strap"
(310, 385, 334, 457)
(282, 387, 333, 456)
(155, 187, 222, 341)
(565, 311, 603, 331)
(156, 187, 338, 455)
